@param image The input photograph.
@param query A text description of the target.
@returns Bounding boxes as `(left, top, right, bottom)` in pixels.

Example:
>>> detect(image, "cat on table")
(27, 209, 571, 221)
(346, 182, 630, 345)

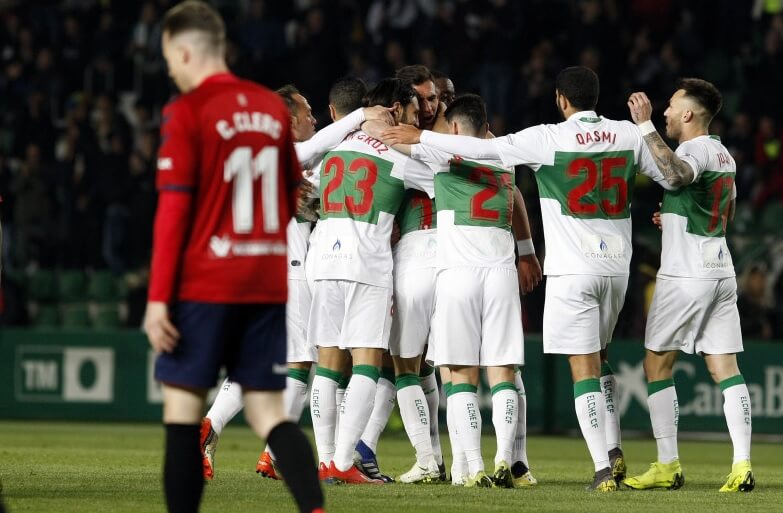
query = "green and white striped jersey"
(659, 135, 736, 278)
(411, 144, 515, 270)
(310, 130, 434, 288)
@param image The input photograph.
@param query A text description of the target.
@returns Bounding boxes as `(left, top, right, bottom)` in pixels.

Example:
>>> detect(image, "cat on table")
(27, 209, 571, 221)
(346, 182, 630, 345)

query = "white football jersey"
(411, 144, 516, 271)
(659, 135, 736, 278)
(287, 218, 311, 281)
(482, 111, 670, 276)
(310, 130, 434, 288)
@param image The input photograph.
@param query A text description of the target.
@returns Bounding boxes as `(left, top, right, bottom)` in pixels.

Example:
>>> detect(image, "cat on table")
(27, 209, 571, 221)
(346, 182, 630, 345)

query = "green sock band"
(573, 378, 601, 398)
(450, 383, 478, 395)
(380, 366, 396, 384)
(395, 373, 420, 391)
(491, 381, 516, 395)
(443, 382, 452, 396)
(338, 374, 350, 389)
(315, 366, 342, 383)
(419, 364, 435, 377)
(647, 378, 675, 396)
(600, 362, 614, 376)
(352, 364, 380, 382)
(719, 374, 745, 392)
(287, 368, 310, 384)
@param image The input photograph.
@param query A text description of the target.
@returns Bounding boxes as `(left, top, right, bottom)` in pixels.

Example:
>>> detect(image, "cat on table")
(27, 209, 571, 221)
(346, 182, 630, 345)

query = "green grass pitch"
(1, 421, 781, 513)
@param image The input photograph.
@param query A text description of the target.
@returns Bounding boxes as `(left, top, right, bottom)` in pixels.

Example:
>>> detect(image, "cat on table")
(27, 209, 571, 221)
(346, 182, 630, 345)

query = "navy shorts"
(155, 302, 287, 391)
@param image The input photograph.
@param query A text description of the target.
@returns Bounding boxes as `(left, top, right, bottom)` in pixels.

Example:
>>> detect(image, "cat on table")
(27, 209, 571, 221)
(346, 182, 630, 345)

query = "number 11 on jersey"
(224, 145, 279, 234)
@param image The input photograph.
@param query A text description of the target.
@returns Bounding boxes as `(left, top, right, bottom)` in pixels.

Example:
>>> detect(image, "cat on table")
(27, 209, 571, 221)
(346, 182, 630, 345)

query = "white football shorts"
(543, 274, 628, 355)
(431, 267, 524, 367)
(645, 276, 743, 355)
(389, 265, 436, 358)
(287, 278, 316, 363)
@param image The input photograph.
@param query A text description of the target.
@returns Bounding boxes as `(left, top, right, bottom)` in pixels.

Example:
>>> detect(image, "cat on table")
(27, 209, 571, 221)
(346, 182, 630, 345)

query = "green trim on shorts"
(450, 383, 478, 395)
(573, 378, 601, 398)
(647, 378, 675, 396)
(287, 368, 310, 384)
(719, 374, 745, 392)
(352, 364, 380, 382)
(600, 362, 615, 376)
(315, 366, 342, 383)
(491, 381, 516, 395)
(395, 373, 420, 391)
(443, 382, 453, 396)
(338, 374, 350, 389)
(419, 364, 435, 377)
(380, 366, 396, 384)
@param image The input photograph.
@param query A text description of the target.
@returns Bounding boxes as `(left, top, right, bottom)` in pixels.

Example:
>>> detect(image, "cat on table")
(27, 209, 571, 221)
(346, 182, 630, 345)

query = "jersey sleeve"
(492, 126, 549, 170)
(156, 99, 198, 192)
(295, 108, 365, 168)
(402, 156, 435, 197)
(410, 143, 451, 166)
(675, 139, 709, 184)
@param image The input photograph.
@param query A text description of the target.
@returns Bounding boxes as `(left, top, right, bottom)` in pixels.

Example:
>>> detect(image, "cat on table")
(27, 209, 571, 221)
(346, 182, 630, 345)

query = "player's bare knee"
(244, 390, 285, 438)
(393, 355, 421, 375)
(643, 350, 676, 382)
(162, 385, 207, 424)
(704, 353, 740, 384)
(449, 365, 479, 386)
(487, 365, 515, 386)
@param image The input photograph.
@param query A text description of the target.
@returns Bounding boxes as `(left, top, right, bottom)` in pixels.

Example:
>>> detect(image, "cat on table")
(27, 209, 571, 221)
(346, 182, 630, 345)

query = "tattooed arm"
(628, 91, 694, 187)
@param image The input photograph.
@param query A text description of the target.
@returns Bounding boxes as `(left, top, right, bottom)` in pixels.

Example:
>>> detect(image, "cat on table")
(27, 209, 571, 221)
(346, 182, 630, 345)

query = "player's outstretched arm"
(512, 185, 542, 294)
(381, 126, 503, 161)
(628, 92, 694, 187)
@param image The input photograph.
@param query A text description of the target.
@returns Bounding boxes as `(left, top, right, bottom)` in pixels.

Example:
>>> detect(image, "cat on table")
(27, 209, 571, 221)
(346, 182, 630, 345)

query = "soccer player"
(307, 78, 434, 484)
(391, 94, 541, 487)
(622, 80, 754, 492)
(396, 65, 441, 131)
(432, 70, 456, 106)
(143, 3, 323, 512)
(382, 66, 674, 491)
(199, 80, 392, 480)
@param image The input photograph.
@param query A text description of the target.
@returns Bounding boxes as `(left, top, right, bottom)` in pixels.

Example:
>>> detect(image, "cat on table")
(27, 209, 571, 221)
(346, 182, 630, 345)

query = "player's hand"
(361, 119, 390, 140)
(627, 92, 653, 124)
(144, 301, 180, 353)
(517, 254, 542, 294)
(652, 202, 662, 231)
(381, 124, 422, 145)
(363, 105, 395, 126)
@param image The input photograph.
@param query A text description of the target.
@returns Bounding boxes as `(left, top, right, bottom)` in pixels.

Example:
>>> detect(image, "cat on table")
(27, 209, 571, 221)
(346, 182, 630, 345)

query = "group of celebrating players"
(144, 2, 755, 513)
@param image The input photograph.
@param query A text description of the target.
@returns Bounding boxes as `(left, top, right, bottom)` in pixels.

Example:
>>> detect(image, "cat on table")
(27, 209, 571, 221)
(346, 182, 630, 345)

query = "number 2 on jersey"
(224, 146, 279, 234)
(469, 167, 513, 221)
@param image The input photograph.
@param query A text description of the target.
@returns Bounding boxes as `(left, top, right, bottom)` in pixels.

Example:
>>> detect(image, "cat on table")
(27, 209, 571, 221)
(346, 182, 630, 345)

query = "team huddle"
(196, 66, 753, 492)
(145, 3, 754, 513)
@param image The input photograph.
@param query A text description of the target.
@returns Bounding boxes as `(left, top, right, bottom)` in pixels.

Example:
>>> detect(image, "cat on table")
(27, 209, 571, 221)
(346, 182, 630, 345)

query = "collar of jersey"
(569, 110, 600, 123)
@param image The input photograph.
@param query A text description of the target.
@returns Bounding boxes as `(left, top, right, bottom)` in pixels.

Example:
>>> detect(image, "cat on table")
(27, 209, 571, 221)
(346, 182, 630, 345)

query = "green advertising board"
(1, 329, 781, 434)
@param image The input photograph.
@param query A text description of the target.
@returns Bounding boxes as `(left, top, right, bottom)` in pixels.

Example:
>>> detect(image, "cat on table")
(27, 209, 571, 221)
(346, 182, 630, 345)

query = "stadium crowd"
(0, 0, 782, 339)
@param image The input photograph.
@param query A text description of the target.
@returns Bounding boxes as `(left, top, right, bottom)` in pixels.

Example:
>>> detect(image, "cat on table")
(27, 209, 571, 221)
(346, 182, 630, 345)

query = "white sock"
(647, 379, 679, 464)
(601, 369, 621, 451)
(359, 375, 396, 453)
(513, 371, 529, 467)
(421, 371, 443, 465)
(451, 388, 483, 476)
(335, 385, 346, 437)
(491, 385, 517, 466)
(574, 379, 610, 472)
(206, 378, 244, 435)
(721, 376, 752, 464)
(397, 376, 434, 466)
(310, 372, 339, 465)
(446, 391, 467, 479)
(333, 372, 378, 471)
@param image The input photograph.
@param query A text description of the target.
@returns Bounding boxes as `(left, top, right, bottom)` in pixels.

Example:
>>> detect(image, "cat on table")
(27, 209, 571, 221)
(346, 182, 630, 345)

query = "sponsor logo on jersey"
(272, 363, 288, 375)
(332, 238, 341, 251)
(237, 93, 248, 106)
(581, 234, 624, 260)
(209, 235, 286, 258)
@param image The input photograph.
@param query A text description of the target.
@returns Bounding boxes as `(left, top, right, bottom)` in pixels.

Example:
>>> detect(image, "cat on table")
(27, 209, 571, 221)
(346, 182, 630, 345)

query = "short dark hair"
(276, 84, 301, 115)
(329, 77, 367, 117)
(163, 1, 225, 53)
(395, 65, 433, 86)
(677, 77, 722, 122)
(555, 66, 599, 111)
(363, 78, 416, 109)
(431, 70, 449, 81)
(444, 94, 487, 135)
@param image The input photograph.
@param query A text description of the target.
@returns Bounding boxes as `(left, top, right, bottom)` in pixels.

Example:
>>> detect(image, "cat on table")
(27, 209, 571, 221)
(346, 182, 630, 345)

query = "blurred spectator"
(738, 263, 774, 340)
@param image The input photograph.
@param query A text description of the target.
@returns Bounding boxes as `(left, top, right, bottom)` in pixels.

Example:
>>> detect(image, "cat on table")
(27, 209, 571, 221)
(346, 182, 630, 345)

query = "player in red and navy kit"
(143, 3, 324, 513)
